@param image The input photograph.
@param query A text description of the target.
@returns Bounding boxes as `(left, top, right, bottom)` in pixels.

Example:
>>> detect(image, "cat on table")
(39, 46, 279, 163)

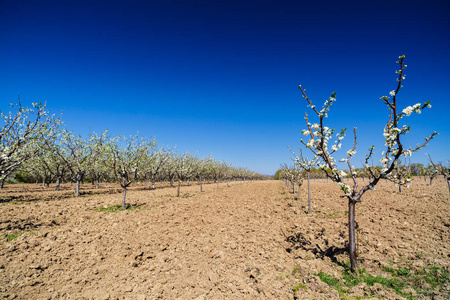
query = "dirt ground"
(0, 178, 448, 299)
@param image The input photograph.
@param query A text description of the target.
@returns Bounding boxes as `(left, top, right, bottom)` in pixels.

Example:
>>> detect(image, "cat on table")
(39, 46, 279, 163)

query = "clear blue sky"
(1, 0, 449, 175)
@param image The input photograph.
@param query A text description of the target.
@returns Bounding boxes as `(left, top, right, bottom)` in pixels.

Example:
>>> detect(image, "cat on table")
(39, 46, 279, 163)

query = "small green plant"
(319, 262, 449, 299)
(292, 283, 307, 293)
(328, 211, 343, 217)
(96, 204, 140, 213)
(6, 231, 22, 241)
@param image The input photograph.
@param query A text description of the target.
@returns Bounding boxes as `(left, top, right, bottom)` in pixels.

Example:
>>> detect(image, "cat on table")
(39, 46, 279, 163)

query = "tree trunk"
(75, 180, 80, 197)
(55, 178, 60, 191)
(122, 187, 127, 209)
(152, 176, 156, 189)
(226, 179, 229, 187)
(0, 179, 4, 189)
(199, 177, 203, 192)
(217, 179, 219, 189)
(308, 172, 312, 214)
(292, 181, 295, 194)
(177, 179, 181, 197)
(447, 177, 450, 193)
(348, 199, 358, 272)
(430, 177, 433, 186)
(398, 185, 402, 193)
(297, 183, 301, 200)
(170, 179, 174, 187)
(187, 179, 190, 186)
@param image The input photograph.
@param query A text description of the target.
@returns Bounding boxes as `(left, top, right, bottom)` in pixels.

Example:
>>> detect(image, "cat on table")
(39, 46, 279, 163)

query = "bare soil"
(0, 178, 448, 299)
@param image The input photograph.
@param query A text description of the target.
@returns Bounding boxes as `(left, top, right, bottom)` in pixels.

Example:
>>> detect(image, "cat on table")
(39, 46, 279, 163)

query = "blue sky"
(1, 0, 449, 175)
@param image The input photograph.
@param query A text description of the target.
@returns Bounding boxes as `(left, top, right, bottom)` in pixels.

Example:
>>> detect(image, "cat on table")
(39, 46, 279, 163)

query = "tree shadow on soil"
(285, 231, 348, 266)
(0, 216, 45, 232)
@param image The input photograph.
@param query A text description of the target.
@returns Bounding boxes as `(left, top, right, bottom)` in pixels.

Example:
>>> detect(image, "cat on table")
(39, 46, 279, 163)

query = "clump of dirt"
(0, 178, 448, 299)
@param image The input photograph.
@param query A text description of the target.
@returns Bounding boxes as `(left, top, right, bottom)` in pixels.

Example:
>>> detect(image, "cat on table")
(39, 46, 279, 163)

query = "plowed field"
(0, 178, 448, 299)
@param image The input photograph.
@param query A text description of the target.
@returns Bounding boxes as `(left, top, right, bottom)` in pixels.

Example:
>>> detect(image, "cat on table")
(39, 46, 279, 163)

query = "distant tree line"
(0, 99, 266, 207)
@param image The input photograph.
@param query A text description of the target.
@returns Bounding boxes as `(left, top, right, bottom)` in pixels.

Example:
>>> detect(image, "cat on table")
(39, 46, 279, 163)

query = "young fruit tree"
(389, 161, 412, 193)
(55, 130, 104, 197)
(289, 147, 319, 214)
(144, 147, 170, 189)
(173, 152, 195, 197)
(107, 134, 156, 208)
(297, 55, 437, 272)
(192, 155, 212, 192)
(88, 132, 111, 189)
(280, 164, 303, 196)
(426, 154, 449, 193)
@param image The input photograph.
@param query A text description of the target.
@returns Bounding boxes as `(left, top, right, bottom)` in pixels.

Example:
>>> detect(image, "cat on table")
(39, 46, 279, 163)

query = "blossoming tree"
(145, 147, 171, 190)
(107, 134, 156, 208)
(297, 55, 437, 271)
(55, 130, 102, 197)
(426, 154, 449, 193)
(173, 152, 195, 197)
(289, 147, 319, 214)
(0, 100, 60, 188)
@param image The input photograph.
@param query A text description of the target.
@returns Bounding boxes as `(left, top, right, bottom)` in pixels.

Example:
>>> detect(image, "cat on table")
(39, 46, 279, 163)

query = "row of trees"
(1, 100, 264, 208)
(283, 56, 443, 272)
(278, 160, 447, 193)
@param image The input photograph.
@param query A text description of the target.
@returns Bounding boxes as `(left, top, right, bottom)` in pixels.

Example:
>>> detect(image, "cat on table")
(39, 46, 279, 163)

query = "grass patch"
(96, 204, 141, 213)
(382, 265, 449, 296)
(6, 231, 22, 241)
(292, 283, 307, 293)
(328, 211, 345, 217)
(317, 262, 449, 299)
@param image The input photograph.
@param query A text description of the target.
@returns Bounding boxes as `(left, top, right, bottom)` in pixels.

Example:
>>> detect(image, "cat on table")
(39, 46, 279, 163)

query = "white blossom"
(347, 149, 356, 157)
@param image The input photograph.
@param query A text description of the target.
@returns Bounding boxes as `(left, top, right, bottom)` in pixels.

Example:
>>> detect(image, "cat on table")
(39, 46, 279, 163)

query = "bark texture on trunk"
(75, 180, 80, 197)
(122, 187, 127, 209)
(348, 199, 358, 272)
(307, 172, 311, 214)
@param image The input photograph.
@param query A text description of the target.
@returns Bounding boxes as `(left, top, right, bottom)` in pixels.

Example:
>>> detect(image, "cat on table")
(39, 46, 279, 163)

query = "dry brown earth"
(0, 178, 448, 299)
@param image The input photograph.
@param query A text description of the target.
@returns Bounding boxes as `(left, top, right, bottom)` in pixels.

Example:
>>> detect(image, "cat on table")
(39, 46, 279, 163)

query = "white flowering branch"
(297, 55, 437, 272)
